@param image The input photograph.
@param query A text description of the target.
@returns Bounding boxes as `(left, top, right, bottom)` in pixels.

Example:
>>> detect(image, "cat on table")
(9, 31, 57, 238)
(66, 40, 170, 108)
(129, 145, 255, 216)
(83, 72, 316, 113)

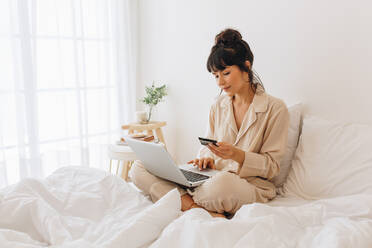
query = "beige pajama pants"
(129, 160, 276, 214)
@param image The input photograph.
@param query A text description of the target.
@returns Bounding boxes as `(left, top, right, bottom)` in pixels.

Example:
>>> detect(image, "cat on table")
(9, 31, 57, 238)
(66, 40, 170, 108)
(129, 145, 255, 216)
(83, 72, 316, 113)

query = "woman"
(130, 28, 289, 218)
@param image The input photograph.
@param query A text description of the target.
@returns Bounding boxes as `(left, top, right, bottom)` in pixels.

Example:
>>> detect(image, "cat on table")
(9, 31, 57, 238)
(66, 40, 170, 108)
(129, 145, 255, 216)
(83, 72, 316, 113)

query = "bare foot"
(208, 211, 226, 218)
(181, 194, 226, 218)
(181, 194, 195, 211)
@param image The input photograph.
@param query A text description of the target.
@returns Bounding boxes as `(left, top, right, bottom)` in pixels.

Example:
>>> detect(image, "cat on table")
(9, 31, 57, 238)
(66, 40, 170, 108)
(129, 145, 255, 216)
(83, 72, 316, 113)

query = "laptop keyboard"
(180, 169, 209, 182)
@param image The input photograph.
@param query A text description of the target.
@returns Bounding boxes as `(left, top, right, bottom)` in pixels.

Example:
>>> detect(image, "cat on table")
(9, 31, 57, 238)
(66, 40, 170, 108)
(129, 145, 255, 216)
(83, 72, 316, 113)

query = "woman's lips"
(223, 86, 231, 91)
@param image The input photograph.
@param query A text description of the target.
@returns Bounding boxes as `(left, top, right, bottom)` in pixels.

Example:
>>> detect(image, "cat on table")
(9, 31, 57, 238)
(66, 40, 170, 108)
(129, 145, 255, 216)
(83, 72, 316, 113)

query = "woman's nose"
(217, 76, 225, 86)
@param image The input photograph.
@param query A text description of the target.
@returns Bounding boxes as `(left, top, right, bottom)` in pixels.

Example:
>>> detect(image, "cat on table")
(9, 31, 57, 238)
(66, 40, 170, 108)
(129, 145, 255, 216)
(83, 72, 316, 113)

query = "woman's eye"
(223, 72, 230, 76)
(215, 75, 219, 79)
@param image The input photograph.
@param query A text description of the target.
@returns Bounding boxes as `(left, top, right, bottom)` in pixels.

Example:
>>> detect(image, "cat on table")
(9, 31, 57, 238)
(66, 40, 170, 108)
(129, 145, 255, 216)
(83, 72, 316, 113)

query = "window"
(0, 0, 136, 187)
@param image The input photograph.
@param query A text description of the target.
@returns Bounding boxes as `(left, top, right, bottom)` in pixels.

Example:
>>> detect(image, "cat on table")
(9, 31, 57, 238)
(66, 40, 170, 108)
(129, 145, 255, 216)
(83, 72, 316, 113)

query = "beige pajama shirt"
(130, 84, 289, 213)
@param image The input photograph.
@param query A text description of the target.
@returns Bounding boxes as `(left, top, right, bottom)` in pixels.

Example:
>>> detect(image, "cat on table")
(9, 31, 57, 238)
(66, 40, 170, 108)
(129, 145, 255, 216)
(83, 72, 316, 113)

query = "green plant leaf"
(139, 83, 168, 109)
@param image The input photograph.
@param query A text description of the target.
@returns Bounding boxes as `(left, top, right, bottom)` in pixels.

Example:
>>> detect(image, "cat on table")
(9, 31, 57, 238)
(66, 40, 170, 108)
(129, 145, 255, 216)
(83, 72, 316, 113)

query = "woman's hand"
(208, 142, 245, 165)
(187, 157, 215, 171)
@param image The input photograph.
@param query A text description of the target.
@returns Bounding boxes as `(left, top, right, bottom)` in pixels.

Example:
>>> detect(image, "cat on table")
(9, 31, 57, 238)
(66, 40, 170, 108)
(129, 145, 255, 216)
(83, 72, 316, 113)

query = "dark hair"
(207, 28, 264, 93)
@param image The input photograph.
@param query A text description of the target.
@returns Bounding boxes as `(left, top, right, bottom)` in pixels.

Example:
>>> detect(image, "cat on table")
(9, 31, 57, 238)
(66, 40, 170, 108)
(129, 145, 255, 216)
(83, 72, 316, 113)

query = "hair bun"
(215, 28, 243, 47)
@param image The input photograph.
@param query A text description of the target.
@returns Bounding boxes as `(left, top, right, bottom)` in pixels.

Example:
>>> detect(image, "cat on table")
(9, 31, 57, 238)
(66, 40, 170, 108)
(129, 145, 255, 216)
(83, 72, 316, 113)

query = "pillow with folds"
(282, 115, 372, 199)
(272, 103, 302, 188)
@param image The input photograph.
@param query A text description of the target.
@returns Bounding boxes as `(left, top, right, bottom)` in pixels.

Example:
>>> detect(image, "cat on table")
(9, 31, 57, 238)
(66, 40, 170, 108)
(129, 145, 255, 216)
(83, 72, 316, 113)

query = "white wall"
(137, 0, 372, 163)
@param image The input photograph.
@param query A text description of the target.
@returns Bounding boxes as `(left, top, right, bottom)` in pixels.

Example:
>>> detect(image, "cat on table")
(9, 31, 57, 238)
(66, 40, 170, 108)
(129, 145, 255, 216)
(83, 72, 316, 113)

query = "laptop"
(125, 137, 218, 187)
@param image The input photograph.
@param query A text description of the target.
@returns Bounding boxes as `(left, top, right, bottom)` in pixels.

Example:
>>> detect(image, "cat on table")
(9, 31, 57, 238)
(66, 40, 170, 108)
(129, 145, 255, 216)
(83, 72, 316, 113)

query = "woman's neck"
(232, 84, 255, 106)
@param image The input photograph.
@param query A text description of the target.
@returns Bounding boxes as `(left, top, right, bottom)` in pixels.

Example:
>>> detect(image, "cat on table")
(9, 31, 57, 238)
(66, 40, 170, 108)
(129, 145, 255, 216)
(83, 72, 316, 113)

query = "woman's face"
(212, 64, 249, 97)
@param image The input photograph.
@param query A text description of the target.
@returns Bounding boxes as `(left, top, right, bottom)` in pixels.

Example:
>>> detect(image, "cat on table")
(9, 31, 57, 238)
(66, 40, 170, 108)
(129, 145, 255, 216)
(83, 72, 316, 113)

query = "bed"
(1, 108, 372, 247)
(1, 166, 371, 248)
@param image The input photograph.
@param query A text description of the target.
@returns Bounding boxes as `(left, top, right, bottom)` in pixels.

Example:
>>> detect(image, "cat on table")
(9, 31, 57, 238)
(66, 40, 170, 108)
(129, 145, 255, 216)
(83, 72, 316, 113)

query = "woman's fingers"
(188, 159, 199, 167)
(189, 158, 215, 170)
(196, 160, 202, 170)
(212, 143, 229, 152)
(198, 159, 203, 170)
(210, 158, 215, 170)
(208, 145, 226, 159)
(208, 144, 221, 155)
(203, 159, 208, 169)
(206, 158, 212, 169)
(207, 144, 216, 152)
(208, 143, 234, 159)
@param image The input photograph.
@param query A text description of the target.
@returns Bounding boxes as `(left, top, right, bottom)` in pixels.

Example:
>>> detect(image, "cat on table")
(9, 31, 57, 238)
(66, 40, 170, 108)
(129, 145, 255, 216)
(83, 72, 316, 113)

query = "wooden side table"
(122, 121, 167, 148)
(108, 145, 137, 181)
(118, 121, 167, 181)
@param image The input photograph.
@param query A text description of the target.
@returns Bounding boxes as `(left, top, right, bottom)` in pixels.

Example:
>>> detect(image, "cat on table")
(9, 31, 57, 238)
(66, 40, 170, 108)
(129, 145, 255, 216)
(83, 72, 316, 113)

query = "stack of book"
(116, 134, 155, 146)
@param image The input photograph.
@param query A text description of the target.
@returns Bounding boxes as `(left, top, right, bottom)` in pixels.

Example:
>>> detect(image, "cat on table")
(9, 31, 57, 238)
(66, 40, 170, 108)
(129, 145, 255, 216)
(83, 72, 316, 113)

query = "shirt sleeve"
(237, 103, 290, 180)
(197, 104, 217, 159)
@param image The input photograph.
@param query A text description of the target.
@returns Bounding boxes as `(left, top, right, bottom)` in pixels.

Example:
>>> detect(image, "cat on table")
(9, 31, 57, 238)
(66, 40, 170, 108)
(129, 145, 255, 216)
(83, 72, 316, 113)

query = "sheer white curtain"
(0, 0, 137, 187)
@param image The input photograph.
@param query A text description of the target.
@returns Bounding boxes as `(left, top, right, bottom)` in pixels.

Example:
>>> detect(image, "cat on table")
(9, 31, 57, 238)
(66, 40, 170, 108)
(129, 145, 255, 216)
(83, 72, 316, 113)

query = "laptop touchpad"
(179, 164, 219, 177)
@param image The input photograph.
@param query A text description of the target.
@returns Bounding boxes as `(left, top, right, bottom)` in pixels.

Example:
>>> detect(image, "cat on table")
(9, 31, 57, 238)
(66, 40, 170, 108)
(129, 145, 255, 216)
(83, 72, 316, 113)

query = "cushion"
(272, 103, 302, 187)
(283, 115, 372, 199)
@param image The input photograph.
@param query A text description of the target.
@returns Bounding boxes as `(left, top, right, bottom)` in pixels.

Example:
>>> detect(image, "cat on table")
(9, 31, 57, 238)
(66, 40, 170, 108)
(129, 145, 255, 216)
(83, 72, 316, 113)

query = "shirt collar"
(251, 84, 268, 113)
(221, 84, 268, 113)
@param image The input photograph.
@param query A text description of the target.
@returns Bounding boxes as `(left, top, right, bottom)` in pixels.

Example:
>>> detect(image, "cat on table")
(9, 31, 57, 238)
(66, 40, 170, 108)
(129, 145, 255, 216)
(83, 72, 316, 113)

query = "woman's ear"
(245, 60, 251, 69)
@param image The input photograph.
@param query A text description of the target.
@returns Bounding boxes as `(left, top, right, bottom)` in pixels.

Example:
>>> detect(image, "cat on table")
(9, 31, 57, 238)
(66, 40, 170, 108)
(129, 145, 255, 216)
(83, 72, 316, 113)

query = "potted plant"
(139, 82, 167, 123)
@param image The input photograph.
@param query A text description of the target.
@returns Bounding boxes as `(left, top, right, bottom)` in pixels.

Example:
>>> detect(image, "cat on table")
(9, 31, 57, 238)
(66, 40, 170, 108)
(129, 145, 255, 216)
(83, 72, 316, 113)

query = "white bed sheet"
(266, 194, 311, 207)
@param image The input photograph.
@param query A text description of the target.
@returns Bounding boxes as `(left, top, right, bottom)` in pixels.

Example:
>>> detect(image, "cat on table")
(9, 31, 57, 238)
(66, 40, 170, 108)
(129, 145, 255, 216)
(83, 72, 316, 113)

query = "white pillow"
(272, 103, 302, 187)
(283, 115, 372, 199)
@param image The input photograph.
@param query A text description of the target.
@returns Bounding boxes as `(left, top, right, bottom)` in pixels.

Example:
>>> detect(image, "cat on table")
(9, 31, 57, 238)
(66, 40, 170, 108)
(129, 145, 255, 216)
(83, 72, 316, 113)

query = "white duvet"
(0, 167, 181, 248)
(151, 194, 372, 248)
(1, 167, 372, 248)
